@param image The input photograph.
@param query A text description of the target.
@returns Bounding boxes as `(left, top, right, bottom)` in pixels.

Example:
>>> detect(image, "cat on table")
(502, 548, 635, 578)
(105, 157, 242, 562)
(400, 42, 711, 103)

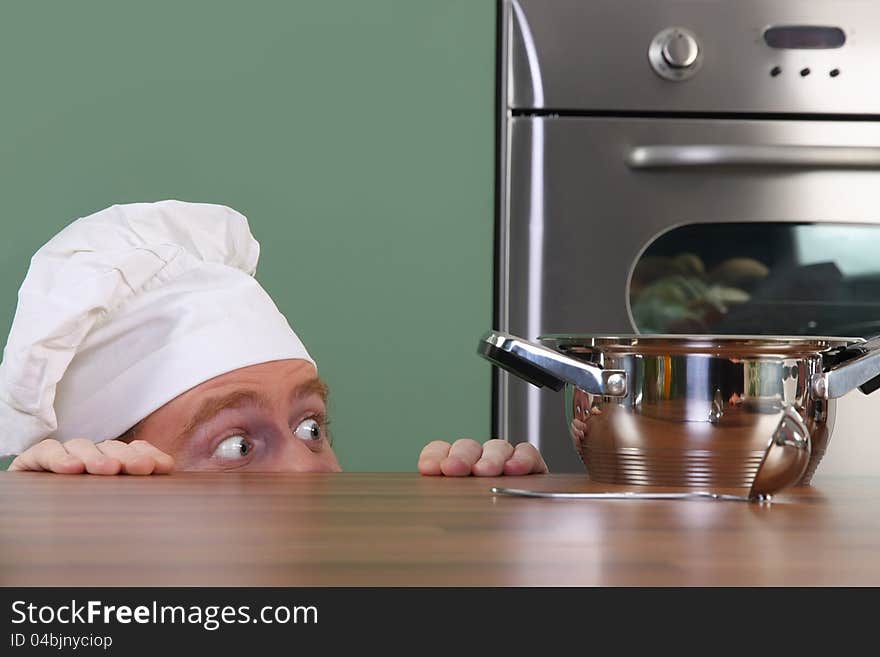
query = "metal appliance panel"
(502, 116, 880, 471)
(508, 0, 880, 114)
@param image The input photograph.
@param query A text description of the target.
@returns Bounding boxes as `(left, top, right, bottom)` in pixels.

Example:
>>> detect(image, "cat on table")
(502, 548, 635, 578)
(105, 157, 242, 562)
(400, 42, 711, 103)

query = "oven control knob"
(648, 27, 703, 80)
(662, 32, 699, 68)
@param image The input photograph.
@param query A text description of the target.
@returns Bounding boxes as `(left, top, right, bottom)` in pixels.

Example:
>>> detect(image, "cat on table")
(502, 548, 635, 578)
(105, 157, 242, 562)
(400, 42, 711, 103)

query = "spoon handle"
(490, 487, 755, 502)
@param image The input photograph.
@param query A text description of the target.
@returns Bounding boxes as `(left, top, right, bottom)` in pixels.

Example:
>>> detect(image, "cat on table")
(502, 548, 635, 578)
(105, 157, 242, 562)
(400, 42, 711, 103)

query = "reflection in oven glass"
(628, 223, 880, 337)
(630, 252, 768, 333)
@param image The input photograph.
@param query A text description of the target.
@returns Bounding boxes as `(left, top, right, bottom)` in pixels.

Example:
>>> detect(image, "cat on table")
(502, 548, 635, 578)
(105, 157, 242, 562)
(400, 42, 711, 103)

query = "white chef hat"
(0, 200, 314, 457)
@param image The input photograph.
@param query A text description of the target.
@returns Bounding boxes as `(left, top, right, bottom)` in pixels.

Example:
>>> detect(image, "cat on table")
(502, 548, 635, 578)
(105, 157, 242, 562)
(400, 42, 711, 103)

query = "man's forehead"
(190, 374, 328, 407)
(182, 359, 316, 395)
(210, 358, 316, 382)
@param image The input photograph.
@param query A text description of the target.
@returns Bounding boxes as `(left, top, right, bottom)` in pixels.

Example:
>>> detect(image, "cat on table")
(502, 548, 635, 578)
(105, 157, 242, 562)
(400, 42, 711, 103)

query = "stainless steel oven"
(497, 0, 880, 472)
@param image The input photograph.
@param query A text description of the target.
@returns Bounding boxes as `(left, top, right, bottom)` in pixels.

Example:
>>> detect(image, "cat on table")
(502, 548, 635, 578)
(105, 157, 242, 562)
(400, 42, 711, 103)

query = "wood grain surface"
(1, 472, 877, 586)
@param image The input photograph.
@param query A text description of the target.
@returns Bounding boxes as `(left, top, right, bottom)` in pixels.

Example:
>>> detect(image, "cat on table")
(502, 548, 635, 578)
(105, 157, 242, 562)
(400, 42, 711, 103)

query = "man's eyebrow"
(172, 390, 271, 449)
(295, 377, 330, 403)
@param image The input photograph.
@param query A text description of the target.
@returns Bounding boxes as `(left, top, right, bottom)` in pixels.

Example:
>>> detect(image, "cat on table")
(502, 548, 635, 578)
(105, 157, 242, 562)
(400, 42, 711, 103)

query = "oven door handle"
(626, 144, 880, 169)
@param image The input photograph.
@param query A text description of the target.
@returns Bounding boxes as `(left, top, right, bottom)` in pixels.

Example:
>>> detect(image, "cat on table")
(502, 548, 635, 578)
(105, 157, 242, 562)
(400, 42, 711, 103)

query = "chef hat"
(0, 200, 314, 456)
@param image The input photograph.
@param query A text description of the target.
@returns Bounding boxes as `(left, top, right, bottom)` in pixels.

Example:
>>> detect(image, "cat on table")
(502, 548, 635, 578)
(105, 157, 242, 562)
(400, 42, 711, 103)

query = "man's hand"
(8, 438, 174, 475)
(418, 438, 548, 477)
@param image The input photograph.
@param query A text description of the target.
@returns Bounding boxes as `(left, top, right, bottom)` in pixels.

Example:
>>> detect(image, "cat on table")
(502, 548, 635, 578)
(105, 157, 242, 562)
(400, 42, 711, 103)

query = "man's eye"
(293, 419, 322, 442)
(213, 435, 253, 460)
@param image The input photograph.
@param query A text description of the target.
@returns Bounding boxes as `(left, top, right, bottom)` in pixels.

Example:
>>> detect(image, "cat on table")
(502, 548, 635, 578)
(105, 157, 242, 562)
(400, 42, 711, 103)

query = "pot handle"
(813, 336, 880, 399)
(749, 407, 812, 499)
(477, 330, 627, 397)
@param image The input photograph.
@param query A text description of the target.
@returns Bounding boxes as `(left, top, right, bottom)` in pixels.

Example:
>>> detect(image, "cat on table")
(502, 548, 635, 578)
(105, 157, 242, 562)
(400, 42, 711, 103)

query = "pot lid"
(539, 333, 862, 357)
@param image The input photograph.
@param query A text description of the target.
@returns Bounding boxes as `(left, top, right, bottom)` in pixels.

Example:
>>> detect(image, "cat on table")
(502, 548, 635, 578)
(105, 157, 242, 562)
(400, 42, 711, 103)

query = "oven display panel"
(764, 26, 846, 49)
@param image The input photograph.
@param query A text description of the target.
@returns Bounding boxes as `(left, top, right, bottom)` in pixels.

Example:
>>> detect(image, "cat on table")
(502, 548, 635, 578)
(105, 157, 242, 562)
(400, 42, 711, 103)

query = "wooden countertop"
(1, 472, 877, 586)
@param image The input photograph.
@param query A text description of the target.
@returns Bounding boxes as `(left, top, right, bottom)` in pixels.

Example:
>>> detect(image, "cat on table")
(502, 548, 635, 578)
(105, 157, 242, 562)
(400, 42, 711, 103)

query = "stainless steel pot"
(479, 331, 880, 490)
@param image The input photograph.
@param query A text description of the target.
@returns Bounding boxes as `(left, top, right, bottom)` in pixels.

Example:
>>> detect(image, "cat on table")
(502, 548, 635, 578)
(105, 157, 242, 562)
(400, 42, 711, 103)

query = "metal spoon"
(492, 407, 811, 504)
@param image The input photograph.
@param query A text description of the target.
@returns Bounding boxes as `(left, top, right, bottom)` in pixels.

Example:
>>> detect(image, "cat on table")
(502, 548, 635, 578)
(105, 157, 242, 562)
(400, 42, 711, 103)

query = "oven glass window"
(628, 222, 880, 337)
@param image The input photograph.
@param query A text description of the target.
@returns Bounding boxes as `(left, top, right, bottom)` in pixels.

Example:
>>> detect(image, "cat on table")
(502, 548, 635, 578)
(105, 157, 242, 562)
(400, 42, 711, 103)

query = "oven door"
(500, 116, 880, 470)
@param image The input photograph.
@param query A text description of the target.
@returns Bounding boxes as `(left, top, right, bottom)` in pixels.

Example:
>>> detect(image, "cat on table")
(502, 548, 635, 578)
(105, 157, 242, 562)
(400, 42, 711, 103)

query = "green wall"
(0, 0, 495, 471)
